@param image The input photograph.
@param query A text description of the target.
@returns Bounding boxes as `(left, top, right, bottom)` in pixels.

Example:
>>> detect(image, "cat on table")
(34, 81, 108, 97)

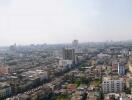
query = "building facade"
(62, 48, 75, 61)
(102, 77, 124, 93)
(118, 63, 125, 76)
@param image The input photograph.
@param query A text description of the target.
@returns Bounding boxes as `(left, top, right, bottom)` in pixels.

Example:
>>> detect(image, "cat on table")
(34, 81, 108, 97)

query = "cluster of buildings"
(0, 41, 132, 100)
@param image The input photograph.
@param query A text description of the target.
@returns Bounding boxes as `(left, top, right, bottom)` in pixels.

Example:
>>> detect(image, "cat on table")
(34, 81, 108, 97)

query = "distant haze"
(0, 0, 132, 46)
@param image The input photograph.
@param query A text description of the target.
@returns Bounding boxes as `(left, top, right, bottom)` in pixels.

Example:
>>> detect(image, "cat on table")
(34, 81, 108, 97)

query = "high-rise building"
(62, 48, 75, 61)
(118, 63, 125, 76)
(102, 77, 124, 93)
(72, 40, 79, 48)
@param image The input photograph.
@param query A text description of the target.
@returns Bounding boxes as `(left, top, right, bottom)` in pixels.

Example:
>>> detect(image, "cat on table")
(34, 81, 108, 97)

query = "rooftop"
(0, 82, 10, 89)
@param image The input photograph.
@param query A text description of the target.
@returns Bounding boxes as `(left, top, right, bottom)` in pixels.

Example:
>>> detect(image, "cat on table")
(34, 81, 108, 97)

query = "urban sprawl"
(0, 40, 132, 100)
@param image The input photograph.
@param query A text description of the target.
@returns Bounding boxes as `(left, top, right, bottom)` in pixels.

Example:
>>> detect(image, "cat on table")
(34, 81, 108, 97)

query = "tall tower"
(72, 40, 79, 49)
(118, 62, 125, 76)
(62, 48, 75, 61)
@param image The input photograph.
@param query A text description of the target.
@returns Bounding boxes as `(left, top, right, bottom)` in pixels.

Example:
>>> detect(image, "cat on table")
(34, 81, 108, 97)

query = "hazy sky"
(0, 0, 132, 46)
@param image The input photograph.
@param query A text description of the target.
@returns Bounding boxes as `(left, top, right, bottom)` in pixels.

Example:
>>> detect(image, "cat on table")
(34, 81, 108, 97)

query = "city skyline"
(0, 0, 132, 46)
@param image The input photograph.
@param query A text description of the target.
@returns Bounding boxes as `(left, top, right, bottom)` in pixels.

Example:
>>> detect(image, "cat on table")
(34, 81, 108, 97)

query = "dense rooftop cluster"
(0, 41, 132, 100)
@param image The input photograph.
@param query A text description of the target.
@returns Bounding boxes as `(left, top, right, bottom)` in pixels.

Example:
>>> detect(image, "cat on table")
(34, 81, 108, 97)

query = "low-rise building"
(84, 67, 102, 79)
(87, 92, 100, 100)
(59, 59, 73, 69)
(71, 91, 83, 100)
(129, 62, 132, 73)
(104, 93, 130, 100)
